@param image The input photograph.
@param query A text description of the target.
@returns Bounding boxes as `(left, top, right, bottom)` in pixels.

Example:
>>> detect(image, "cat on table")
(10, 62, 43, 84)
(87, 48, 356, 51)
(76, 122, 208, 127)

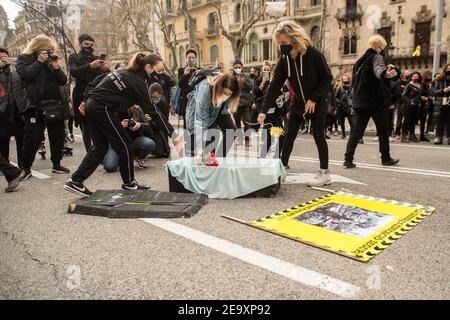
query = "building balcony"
(204, 26, 219, 38)
(176, 30, 203, 41)
(294, 5, 323, 18)
(335, 5, 364, 22)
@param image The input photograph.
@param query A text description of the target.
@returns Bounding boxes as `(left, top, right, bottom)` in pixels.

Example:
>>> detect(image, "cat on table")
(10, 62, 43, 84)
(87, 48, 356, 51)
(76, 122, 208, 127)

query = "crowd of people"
(1, 20, 449, 194)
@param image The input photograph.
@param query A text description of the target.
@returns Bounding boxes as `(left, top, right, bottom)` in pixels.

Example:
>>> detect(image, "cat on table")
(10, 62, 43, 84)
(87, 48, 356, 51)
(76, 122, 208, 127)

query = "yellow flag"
(412, 45, 421, 57)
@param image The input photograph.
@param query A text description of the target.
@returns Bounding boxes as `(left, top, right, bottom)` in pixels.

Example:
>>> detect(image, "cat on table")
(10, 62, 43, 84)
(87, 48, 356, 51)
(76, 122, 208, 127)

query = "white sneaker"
(281, 166, 288, 182)
(307, 170, 332, 187)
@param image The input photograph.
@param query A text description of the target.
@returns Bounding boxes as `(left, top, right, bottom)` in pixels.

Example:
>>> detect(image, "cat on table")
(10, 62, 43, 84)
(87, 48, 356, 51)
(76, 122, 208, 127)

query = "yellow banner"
(249, 192, 435, 262)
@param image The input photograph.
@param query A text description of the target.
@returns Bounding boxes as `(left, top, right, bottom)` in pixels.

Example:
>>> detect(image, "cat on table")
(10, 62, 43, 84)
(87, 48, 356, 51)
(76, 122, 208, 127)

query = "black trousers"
(419, 106, 428, 138)
(79, 119, 92, 152)
(233, 106, 251, 142)
(394, 105, 404, 136)
(188, 113, 237, 157)
(337, 110, 353, 136)
(388, 108, 395, 136)
(436, 106, 450, 139)
(22, 109, 65, 169)
(260, 116, 284, 159)
(0, 135, 23, 168)
(402, 104, 419, 136)
(72, 100, 134, 184)
(0, 153, 21, 183)
(282, 104, 328, 169)
(345, 108, 391, 163)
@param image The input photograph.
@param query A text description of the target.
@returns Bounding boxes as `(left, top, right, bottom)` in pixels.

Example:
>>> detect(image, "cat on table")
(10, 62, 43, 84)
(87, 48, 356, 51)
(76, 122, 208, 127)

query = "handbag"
(40, 99, 62, 123)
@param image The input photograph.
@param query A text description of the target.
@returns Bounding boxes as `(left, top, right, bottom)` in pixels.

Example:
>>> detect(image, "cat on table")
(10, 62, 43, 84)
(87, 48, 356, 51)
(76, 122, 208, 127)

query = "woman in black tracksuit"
(257, 21, 332, 187)
(64, 53, 183, 196)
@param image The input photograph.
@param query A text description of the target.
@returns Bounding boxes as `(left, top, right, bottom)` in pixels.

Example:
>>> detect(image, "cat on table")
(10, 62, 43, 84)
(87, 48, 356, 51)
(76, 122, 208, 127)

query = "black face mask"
(82, 46, 94, 56)
(446, 71, 450, 78)
(280, 44, 293, 56)
(249, 74, 256, 79)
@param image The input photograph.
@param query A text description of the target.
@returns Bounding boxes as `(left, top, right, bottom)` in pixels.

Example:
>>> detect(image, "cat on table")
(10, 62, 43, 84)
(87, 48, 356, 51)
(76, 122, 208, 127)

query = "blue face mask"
(152, 98, 161, 104)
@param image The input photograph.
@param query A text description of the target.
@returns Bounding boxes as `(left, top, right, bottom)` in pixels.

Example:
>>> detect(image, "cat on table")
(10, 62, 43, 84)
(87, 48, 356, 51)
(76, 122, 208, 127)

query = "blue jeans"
(103, 136, 156, 172)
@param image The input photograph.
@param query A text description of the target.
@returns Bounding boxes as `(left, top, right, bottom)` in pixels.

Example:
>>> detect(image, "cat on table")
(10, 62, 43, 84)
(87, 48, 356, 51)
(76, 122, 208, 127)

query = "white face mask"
(234, 68, 242, 75)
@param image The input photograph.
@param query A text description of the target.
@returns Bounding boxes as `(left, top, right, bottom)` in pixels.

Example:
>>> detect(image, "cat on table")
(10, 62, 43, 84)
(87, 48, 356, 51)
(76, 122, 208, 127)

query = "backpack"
(187, 67, 220, 95)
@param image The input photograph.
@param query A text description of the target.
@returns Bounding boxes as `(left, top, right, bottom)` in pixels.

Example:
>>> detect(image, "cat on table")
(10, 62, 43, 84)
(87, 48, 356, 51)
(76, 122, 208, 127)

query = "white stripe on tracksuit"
(104, 105, 133, 184)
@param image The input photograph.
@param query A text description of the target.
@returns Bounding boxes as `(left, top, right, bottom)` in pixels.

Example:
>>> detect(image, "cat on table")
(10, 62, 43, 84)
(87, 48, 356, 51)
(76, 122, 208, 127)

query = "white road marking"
(10, 162, 51, 180)
(141, 218, 361, 298)
(231, 151, 450, 179)
(284, 173, 367, 185)
(298, 137, 450, 151)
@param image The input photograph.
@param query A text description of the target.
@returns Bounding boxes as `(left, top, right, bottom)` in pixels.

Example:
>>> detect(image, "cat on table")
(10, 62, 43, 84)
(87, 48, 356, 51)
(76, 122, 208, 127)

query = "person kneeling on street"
(103, 105, 156, 172)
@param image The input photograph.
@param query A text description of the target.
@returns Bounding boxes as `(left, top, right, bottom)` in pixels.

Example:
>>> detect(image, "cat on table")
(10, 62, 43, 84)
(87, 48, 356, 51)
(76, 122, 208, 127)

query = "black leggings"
(402, 104, 419, 136)
(337, 110, 353, 136)
(282, 104, 328, 169)
(72, 99, 134, 184)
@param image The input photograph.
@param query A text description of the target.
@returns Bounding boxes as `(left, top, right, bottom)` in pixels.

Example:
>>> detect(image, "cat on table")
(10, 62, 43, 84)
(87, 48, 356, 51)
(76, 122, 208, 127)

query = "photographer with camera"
(69, 34, 109, 152)
(16, 35, 70, 180)
(177, 48, 199, 128)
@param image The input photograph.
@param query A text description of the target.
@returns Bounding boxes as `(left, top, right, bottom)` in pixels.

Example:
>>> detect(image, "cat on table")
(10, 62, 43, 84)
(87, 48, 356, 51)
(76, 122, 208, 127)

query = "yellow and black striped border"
(249, 192, 435, 262)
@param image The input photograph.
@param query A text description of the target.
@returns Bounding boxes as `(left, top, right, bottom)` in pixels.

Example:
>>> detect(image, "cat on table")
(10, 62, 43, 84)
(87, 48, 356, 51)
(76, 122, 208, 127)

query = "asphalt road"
(1, 125, 449, 300)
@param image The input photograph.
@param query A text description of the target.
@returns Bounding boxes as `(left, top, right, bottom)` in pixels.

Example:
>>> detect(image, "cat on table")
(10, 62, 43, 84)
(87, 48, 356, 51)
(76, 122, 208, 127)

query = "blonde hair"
(368, 34, 387, 50)
(207, 73, 240, 113)
(340, 74, 352, 87)
(273, 20, 312, 55)
(23, 34, 57, 55)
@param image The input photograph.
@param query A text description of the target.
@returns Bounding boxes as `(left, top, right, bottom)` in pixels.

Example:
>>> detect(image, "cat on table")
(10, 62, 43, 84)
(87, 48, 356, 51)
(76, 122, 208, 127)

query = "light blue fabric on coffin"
(166, 157, 286, 199)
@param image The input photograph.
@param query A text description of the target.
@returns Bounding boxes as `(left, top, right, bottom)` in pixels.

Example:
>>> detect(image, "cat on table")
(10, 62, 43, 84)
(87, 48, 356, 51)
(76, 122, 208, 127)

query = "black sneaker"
(343, 161, 356, 169)
(122, 180, 151, 190)
(5, 170, 25, 193)
(52, 164, 70, 174)
(64, 179, 93, 197)
(382, 158, 400, 166)
(21, 168, 32, 181)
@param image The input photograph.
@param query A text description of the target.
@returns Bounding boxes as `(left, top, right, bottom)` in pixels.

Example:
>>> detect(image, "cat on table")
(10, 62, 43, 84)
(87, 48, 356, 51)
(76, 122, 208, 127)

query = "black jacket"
(402, 82, 423, 106)
(351, 49, 395, 109)
(69, 50, 106, 123)
(335, 85, 352, 113)
(235, 74, 253, 110)
(178, 66, 198, 115)
(16, 53, 67, 112)
(262, 46, 332, 115)
(86, 68, 175, 138)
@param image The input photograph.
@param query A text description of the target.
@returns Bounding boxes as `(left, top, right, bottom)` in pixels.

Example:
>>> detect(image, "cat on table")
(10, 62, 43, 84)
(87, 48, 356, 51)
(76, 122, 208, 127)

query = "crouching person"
(103, 105, 156, 172)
